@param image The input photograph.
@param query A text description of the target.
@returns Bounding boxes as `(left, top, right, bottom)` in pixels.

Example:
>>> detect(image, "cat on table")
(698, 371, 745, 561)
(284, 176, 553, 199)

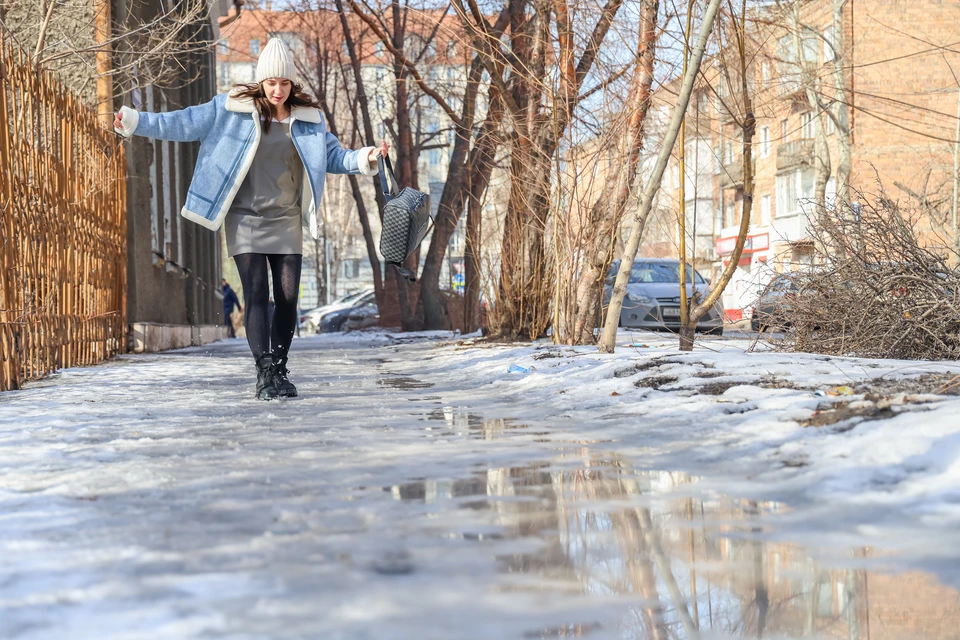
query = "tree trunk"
(599, 0, 725, 353)
(681, 0, 756, 350)
(565, 0, 659, 346)
(463, 110, 502, 333)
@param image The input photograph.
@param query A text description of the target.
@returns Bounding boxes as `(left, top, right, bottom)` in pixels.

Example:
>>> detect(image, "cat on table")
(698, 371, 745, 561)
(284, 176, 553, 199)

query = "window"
(801, 112, 814, 139)
(761, 194, 771, 225)
(376, 67, 385, 81)
(447, 40, 456, 57)
(343, 260, 360, 279)
(697, 91, 708, 114)
(760, 125, 770, 158)
(761, 60, 771, 85)
(218, 39, 229, 55)
(375, 41, 384, 56)
(446, 67, 455, 81)
(802, 28, 819, 66)
(713, 146, 721, 174)
(823, 26, 835, 62)
(377, 123, 386, 139)
(826, 109, 836, 135)
(250, 39, 260, 56)
(725, 141, 733, 164)
(780, 119, 789, 142)
(270, 32, 302, 54)
(777, 171, 799, 216)
(777, 35, 798, 93)
(375, 95, 385, 110)
(429, 149, 440, 165)
(726, 203, 735, 228)
(425, 42, 436, 58)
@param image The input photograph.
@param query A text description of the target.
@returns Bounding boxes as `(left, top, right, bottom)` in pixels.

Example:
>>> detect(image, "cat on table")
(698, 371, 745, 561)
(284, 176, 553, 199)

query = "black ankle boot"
(255, 354, 280, 400)
(272, 354, 298, 397)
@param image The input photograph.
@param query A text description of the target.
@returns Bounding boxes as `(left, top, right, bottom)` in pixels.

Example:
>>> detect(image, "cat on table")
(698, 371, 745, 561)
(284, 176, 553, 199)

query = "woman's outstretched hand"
(368, 140, 390, 163)
(113, 111, 123, 130)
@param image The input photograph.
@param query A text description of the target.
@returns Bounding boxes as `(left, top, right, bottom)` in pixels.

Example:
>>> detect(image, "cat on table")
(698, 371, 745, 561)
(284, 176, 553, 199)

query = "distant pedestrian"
(222, 279, 242, 338)
(113, 37, 388, 400)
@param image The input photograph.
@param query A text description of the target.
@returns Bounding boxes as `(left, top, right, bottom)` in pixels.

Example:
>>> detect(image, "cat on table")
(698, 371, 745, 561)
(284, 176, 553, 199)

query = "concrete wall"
(116, 0, 223, 329)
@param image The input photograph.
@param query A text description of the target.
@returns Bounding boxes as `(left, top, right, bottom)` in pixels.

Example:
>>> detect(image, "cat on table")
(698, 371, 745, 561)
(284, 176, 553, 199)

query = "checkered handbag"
(377, 154, 432, 282)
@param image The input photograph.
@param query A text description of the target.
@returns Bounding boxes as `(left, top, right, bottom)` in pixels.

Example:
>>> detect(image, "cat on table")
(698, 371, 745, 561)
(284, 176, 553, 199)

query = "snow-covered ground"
(1, 330, 959, 639)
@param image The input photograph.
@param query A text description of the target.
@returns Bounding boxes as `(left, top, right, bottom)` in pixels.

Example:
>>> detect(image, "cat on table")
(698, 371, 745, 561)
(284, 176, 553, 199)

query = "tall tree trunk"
(565, 0, 659, 345)
(332, 0, 387, 308)
(493, 0, 625, 340)
(600, 0, 725, 353)
(679, 0, 755, 351)
(416, 58, 493, 331)
(463, 107, 503, 333)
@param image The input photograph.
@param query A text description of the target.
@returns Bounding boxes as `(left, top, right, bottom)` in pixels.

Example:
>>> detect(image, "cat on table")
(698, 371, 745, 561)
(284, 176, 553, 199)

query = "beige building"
(650, 0, 960, 320)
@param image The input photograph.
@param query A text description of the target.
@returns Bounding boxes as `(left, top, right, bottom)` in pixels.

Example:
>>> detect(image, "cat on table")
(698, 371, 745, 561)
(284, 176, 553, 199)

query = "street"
(2, 332, 960, 639)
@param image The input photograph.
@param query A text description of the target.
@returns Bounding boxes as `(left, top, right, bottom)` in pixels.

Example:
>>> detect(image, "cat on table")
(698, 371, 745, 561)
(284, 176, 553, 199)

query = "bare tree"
(2, 0, 219, 118)
(599, 0, 725, 353)
(553, 0, 660, 346)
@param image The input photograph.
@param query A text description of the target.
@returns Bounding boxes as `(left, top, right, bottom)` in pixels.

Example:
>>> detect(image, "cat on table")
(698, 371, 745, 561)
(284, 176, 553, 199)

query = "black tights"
(233, 253, 302, 362)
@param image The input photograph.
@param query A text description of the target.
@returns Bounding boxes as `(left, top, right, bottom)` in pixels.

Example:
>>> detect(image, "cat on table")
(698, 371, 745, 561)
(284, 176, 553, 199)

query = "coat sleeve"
(114, 98, 218, 143)
(324, 129, 378, 177)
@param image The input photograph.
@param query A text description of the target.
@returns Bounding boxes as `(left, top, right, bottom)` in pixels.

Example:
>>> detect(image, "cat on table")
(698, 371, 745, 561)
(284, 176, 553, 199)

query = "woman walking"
(114, 38, 386, 400)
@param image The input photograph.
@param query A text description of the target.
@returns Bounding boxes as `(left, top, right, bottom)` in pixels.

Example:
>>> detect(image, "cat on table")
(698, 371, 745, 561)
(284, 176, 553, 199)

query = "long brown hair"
(232, 82, 321, 133)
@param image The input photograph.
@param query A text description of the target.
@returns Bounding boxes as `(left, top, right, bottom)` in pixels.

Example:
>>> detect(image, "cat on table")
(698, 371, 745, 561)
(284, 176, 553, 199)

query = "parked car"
(602, 258, 724, 335)
(342, 304, 380, 331)
(302, 289, 374, 333)
(319, 295, 378, 333)
(750, 275, 797, 332)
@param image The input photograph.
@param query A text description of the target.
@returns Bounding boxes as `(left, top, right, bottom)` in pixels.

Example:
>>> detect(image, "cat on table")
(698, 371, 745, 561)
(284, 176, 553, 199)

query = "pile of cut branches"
(769, 192, 960, 360)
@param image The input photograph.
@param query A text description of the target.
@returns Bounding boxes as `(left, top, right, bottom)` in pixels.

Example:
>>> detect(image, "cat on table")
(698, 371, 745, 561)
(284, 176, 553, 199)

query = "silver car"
(603, 258, 724, 335)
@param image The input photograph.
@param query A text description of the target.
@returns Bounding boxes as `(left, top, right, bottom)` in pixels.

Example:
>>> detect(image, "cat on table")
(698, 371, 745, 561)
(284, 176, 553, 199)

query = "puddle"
(383, 460, 960, 639)
(376, 376, 435, 390)
(420, 407, 529, 439)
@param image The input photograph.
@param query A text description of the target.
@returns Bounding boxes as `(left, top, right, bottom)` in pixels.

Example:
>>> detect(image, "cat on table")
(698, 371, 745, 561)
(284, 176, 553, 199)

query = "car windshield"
(338, 290, 370, 305)
(628, 262, 705, 284)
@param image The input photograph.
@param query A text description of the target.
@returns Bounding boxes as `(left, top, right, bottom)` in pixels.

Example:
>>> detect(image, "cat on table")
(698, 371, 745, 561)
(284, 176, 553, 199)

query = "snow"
(1, 330, 960, 638)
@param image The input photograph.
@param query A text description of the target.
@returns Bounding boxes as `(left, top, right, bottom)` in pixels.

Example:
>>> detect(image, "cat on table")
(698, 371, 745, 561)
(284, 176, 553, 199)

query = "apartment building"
(656, 0, 960, 319)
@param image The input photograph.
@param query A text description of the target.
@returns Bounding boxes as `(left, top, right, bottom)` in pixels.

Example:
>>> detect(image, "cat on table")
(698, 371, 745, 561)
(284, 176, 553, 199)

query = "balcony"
(718, 162, 743, 189)
(772, 211, 812, 244)
(776, 139, 815, 171)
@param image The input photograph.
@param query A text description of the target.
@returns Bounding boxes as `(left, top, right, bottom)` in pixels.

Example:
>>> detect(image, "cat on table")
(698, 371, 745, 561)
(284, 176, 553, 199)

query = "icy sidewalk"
(1, 331, 960, 639)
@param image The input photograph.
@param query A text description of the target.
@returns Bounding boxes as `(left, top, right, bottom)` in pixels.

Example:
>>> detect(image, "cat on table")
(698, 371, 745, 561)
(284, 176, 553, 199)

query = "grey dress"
(225, 119, 304, 257)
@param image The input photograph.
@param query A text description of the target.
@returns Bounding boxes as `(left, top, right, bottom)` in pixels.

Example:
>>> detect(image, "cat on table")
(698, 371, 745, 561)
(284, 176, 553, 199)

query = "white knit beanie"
(256, 38, 297, 83)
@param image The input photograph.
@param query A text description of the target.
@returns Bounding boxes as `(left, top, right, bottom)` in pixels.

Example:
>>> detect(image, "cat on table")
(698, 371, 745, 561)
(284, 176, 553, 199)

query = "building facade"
(655, 0, 960, 320)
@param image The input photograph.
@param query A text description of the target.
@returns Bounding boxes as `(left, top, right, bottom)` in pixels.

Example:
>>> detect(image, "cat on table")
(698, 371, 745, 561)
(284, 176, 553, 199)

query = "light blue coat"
(115, 92, 377, 239)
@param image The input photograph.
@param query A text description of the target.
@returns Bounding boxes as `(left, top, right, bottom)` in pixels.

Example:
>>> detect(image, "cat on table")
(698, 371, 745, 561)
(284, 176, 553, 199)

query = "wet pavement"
(0, 334, 957, 639)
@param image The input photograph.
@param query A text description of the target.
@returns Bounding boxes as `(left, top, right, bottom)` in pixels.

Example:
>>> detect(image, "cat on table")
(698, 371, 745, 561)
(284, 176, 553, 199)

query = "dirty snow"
(1, 329, 959, 638)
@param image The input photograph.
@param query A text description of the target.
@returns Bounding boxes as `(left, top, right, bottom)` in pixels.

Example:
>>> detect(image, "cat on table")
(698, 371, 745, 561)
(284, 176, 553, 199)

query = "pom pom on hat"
(256, 37, 297, 83)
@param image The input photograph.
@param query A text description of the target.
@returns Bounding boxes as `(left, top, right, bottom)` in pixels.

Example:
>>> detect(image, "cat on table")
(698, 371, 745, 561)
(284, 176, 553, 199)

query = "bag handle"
(377, 153, 400, 200)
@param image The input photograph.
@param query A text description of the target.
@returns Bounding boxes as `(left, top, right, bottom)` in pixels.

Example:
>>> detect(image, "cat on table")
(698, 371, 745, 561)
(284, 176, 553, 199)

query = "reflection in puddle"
(376, 376, 435, 389)
(387, 461, 960, 639)
(421, 406, 529, 439)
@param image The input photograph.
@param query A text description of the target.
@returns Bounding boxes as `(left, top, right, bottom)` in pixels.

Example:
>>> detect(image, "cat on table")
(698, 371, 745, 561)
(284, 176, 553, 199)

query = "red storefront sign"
(715, 232, 769, 256)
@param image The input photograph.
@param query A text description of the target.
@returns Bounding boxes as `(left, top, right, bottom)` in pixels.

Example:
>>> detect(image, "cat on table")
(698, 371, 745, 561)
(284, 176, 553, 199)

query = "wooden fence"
(0, 35, 127, 391)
